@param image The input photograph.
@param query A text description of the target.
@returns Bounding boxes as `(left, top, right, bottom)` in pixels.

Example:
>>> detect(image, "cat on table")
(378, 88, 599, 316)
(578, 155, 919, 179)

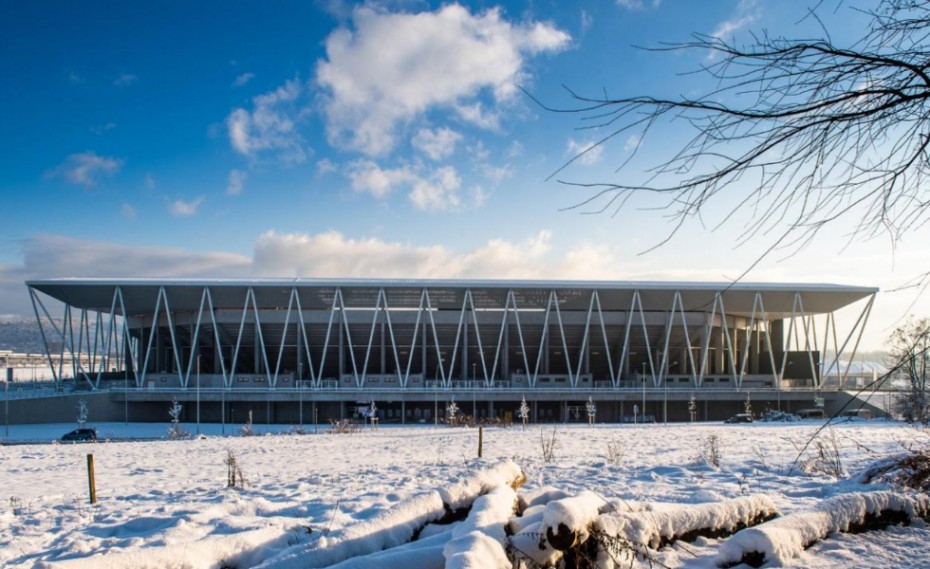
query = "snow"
(1, 421, 929, 568)
(717, 491, 930, 567)
(443, 485, 516, 569)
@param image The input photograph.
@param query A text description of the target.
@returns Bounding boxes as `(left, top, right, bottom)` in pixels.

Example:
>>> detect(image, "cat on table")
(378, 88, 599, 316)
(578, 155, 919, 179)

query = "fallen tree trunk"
(444, 485, 518, 569)
(717, 491, 930, 568)
(255, 459, 525, 569)
(597, 494, 779, 551)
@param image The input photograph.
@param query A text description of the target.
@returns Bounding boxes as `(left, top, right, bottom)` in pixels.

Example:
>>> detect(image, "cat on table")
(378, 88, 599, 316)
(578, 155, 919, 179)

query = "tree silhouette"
(545, 0, 930, 285)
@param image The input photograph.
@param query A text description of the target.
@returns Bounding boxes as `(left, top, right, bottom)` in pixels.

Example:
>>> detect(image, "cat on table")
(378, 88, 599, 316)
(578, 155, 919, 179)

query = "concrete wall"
(1, 393, 123, 425)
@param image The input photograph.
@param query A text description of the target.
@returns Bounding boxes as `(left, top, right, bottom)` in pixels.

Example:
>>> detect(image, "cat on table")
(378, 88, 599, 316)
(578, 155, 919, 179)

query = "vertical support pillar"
(502, 311, 509, 382)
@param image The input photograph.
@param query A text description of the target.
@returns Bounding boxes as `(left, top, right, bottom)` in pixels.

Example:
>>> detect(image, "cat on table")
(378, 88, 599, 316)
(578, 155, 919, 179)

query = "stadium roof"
(26, 278, 877, 317)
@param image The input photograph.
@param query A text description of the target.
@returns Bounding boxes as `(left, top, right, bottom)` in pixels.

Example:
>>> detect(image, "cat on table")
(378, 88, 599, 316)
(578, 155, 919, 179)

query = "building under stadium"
(13, 278, 883, 425)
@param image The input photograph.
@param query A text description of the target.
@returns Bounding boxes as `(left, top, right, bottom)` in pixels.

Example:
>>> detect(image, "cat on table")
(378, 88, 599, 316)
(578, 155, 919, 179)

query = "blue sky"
(0, 0, 924, 349)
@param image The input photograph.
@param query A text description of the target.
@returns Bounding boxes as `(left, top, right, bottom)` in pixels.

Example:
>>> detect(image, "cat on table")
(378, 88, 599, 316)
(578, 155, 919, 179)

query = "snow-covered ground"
(1, 420, 928, 568)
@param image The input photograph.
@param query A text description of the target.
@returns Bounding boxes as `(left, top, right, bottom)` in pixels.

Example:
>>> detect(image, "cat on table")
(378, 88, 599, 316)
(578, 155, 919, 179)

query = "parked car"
(61, 428, 97, 442)
(724, 413, 753, 424)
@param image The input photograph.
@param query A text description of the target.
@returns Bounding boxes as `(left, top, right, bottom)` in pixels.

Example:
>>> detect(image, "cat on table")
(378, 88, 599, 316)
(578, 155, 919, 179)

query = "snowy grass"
(0, 420, 927, 568)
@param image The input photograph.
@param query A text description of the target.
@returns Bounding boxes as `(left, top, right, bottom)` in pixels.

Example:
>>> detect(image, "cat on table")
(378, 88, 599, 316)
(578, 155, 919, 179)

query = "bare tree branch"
(546, 0, 930, 279)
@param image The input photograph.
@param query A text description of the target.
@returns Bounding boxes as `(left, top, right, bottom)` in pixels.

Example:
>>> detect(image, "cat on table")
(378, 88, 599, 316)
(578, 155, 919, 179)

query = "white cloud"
(226, 169, 247, 196)
(114, 74, 138, 87)
(412, 127, 463, 160)
(409, 166, 461, 211)
(346, 160, 416, 198)
(233, 72, 254, 87)
(144, 174, 156, 189)
(623, 134, 641, 153)
(616, 0, 661, 9)
(711, 0, 759, 40)
(67, 71, 83, 84)
(316, 4, 570, 155)
(226, 78, 309, 164)
(170, 196, 205, 217)
(346, 160, 463, 210)
(479, 164, 512, 184)
(121, 203, 136, 220)
(252, 230, 559, 278)
(470, 186, 489, 207)
(566, 138, 604, 165)
(48, 152, 122, 187)
(316, 158, 338, 175)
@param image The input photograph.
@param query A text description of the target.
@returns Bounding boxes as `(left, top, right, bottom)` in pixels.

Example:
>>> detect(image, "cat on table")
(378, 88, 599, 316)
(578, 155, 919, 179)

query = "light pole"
(196, 354, 201, 435)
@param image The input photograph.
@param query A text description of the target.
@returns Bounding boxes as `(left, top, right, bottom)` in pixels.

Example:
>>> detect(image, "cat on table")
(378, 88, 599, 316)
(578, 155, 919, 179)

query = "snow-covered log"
(717, 491, 930, 568)
(255, 459, 524, 569)
(439, 459, 526, 513)
(443, 485, 518, 569)
(597, 494, 778, 550)
(542, 490, 606, 550)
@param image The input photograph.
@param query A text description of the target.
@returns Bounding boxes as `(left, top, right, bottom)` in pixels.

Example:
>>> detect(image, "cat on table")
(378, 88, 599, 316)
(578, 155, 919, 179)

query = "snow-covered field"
(1, 420, 928, 568)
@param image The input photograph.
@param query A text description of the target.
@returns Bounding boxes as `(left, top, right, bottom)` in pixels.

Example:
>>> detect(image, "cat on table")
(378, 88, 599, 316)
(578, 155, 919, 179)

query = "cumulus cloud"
(226, 169, 246, 196)
(346, 160, 463, 210)
(412, 127, 462, 160)
(346, 160, 416, 198)
(409, 166, 461, 210)
(566, 138, 604, 165)
(48, 152, 122, 187)
(316, 4, 570, 155)
(170, 196, 205, 217)
(232, 72, 254, 87)
(226, 78, 309, 164)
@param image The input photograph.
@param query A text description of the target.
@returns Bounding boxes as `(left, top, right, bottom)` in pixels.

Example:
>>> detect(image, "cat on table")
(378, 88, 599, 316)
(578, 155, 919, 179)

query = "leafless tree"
(886, 316, 930, 423)
(544, 0, 930, 284)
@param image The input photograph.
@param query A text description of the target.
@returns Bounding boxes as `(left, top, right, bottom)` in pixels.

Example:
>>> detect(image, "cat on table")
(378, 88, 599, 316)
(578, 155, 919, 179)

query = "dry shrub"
(540, 428, 559, 463)
(327, 418, 361, 434)
(800, 429, 845, 478)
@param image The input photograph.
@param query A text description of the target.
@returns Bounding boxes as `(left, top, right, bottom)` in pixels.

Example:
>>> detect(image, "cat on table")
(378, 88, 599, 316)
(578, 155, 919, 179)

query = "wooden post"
(478, 426, 483, 459)
(86, 454, 97, 504)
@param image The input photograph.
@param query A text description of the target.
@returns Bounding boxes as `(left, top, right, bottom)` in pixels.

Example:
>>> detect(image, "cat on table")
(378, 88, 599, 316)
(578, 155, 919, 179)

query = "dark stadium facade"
(22, 278, 879, 424)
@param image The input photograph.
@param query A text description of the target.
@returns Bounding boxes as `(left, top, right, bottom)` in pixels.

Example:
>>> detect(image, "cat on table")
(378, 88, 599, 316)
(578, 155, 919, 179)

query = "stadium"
(14, 278, 882, 425)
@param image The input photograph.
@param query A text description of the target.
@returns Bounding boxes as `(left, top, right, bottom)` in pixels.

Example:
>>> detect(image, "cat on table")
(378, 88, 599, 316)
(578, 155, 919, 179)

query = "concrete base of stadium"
(0, 388, 894, 426)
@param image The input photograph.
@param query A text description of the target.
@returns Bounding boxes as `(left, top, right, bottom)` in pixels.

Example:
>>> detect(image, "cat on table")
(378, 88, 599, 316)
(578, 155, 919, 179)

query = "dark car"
(61, 428, 97, 442)
(724, 413, 753, 424)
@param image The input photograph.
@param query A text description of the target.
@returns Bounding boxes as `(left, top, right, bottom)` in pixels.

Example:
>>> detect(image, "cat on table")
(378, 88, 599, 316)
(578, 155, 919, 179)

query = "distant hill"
(0, 318, 53, 353)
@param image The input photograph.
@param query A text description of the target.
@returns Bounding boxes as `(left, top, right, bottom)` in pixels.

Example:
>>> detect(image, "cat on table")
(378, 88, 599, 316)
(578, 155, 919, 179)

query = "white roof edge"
(25, 277, 879, 294)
